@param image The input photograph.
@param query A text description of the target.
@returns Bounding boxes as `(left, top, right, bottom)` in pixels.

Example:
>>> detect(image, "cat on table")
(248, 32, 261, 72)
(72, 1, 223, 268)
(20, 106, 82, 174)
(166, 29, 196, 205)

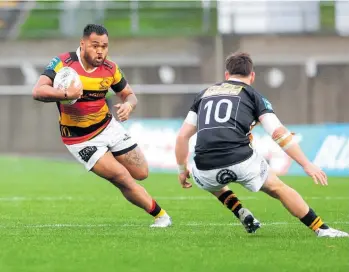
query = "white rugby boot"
(150, 213, 172, 228)
(238, 208, 261, 233)
(315, 227, 349, 238)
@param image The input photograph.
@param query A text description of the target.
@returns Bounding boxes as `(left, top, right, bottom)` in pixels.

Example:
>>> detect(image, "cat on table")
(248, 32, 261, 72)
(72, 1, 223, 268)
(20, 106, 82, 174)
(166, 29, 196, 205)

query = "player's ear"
(250, 71, 256, 84)
(224, 71, 230, 80)
(80, 38, 84, 49)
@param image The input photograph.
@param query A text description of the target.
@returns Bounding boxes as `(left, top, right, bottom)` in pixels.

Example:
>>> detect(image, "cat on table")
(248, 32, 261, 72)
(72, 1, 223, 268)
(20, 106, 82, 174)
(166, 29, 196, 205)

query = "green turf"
(0, 156, 348, 272)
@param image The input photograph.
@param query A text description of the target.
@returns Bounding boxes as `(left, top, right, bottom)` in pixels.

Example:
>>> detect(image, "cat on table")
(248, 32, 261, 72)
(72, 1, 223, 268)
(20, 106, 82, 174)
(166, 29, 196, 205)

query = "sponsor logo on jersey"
(60, 125, 71, 137)
(262, 97, 273, 110)
(46, 57, 60, 70)
(64, 57, 72, 64)
(99, 78, 112, 90)
(203, 84, 243, 98)
(103, 61, 113, 70)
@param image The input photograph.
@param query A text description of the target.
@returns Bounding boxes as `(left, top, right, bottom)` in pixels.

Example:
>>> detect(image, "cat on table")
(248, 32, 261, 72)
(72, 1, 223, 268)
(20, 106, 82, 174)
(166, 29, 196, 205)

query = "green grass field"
(0, 156, 348, 272)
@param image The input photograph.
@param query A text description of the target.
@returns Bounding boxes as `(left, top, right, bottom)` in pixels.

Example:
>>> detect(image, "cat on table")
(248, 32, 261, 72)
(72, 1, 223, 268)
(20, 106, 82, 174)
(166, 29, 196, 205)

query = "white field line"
(0, 221, 348, 229)
(0, 196, 349, 202)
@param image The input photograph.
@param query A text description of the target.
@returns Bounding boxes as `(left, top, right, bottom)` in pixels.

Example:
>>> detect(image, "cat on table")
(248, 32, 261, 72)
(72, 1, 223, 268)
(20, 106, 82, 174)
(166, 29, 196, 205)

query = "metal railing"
(2, 53, 349, 95)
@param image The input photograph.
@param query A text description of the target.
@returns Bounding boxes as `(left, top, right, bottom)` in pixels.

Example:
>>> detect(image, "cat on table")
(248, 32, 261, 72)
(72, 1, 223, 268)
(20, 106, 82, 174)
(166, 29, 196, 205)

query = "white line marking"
(0, 196, 75, 201)
(154, 196, 258, 200)
(0, 221, 348, 229)
(0, 196, 348, 202)
(304, 196, 349, 200)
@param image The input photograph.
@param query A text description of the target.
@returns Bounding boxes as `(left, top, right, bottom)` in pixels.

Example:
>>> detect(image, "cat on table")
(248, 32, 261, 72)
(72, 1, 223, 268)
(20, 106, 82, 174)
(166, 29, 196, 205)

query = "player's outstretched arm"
(175, 113, 197, 188)
(259, 113, 327, 185)
(32, 75, 82, 103)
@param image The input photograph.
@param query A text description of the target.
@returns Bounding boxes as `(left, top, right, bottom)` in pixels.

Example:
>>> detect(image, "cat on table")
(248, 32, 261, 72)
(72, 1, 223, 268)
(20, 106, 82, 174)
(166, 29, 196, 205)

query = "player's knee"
(262, 176, 287, 199)
(133, 167, 149, 181)
(269, 182, 288, 199)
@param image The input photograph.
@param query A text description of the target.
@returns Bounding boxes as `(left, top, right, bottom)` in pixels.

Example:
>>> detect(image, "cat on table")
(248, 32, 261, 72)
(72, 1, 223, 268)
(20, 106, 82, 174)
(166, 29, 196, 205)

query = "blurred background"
(0, 0, 348, 176)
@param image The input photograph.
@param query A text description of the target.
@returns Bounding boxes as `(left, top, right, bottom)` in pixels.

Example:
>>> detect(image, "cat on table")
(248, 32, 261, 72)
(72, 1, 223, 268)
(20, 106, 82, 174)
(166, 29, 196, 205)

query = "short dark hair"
(83, 24, 108, 37)
(225, 52, 253, 77)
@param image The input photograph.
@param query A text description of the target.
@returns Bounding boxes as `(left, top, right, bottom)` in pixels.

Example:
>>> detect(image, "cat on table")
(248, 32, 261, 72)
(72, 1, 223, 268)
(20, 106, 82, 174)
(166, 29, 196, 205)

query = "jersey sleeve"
(184, 91, 205, 126)
(42, 56, 63, 81)
(189, 90, 205, 114)
(110, 66, 127, 93)
(252, 91, 275, 119)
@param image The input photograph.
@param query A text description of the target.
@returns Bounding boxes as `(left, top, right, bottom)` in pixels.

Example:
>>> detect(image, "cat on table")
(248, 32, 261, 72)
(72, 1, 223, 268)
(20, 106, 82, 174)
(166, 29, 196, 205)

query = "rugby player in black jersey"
(175, 52, 348, 237)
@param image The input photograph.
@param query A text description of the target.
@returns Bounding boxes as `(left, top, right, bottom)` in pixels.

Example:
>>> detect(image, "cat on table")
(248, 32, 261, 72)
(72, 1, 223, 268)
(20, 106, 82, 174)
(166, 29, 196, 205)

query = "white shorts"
(191, 151, 269, 193)
(65, 118, 137, 171)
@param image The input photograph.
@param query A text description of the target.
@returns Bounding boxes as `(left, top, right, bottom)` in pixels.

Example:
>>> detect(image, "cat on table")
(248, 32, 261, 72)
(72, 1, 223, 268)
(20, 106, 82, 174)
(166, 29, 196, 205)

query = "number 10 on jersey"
(198, 96, 240, 131)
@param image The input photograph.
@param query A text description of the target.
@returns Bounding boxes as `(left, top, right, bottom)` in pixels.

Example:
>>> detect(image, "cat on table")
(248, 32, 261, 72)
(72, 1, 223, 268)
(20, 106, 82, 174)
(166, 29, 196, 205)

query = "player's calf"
(262, 171, 348, 237)
(111, 179, 171, 227)
(92, 151, 170, 227)
(217, 190, 243, 218)
(149, 199, 172, 228)
(300, 208, 331, 233)
(300, 208, 348, 237)
(111, 179, 170, 226)
(215, 189, 261, 233)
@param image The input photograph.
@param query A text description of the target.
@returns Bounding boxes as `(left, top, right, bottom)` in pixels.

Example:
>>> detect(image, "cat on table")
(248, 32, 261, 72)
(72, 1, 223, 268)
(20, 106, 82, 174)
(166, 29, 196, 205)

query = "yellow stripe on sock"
(155, 209, 166, 219)
(231, 201, 241, 211)
(224, 195, 235, 206)
(309, 217, 320, 229)
(311, 219, 324, 231)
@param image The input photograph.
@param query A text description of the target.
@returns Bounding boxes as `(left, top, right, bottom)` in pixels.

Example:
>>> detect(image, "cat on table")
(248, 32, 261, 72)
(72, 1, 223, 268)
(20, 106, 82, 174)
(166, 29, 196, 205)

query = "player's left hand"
(178, 170, 192, 189)
(114, 102, 133, 122)
(303, 163, 328, 186)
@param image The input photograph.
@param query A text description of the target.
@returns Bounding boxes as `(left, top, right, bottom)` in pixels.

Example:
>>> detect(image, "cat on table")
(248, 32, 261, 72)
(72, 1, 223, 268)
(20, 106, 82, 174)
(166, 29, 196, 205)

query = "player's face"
(81, 33, 109, 67)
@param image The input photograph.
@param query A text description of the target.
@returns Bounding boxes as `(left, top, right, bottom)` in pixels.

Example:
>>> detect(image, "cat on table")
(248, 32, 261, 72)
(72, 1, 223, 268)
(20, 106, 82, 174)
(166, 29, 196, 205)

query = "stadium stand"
(19, 0, 217, 39)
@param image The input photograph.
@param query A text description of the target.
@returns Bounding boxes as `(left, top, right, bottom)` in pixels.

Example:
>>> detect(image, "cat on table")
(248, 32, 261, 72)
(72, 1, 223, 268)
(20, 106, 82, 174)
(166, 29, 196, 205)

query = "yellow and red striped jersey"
(42, 48, 127, 145)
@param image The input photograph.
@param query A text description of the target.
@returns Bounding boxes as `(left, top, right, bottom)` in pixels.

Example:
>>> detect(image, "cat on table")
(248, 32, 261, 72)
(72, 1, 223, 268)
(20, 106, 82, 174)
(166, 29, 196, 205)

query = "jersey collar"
(227, 77, 243, 82)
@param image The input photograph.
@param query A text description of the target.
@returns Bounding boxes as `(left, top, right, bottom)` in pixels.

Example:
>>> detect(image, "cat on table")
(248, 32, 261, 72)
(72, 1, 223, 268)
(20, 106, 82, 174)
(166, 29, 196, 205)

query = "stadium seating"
(19, 0, 217, 39)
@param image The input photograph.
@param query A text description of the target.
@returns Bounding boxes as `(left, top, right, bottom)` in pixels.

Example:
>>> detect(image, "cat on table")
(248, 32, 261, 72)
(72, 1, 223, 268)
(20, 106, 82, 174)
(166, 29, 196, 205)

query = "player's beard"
(84, 52, 105, 67)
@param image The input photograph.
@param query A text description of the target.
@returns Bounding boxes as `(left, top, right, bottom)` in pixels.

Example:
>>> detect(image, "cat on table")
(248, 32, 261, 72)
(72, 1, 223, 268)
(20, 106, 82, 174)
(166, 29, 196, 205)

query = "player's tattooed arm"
(34, 96, 62, 102)
(32, 75, 66, 103)
(33, 75, 82, 103)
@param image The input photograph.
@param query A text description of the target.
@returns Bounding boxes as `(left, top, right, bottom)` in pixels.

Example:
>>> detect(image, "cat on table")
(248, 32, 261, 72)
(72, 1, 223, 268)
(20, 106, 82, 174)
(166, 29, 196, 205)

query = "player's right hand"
(303, 163, 328, 186)
(66, 80, 83, 99)
(178, 170, 192, 189)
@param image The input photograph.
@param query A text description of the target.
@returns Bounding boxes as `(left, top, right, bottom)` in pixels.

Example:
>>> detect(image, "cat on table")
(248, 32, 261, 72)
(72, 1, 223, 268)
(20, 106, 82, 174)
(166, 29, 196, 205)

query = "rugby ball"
(53, 66, 82, 105)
